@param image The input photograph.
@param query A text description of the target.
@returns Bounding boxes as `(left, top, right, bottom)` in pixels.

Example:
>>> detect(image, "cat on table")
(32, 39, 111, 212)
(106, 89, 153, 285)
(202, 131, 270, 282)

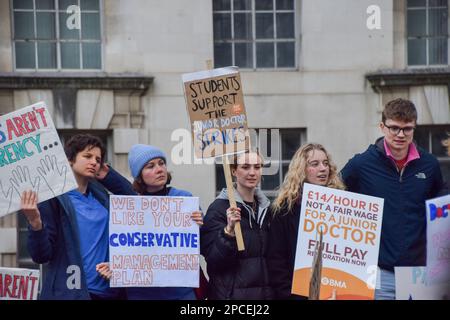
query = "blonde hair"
(272, 143, 345, 214)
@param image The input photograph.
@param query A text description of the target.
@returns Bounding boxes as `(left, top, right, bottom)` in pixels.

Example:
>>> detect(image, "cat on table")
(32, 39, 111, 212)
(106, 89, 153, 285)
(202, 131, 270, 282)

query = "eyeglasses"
(383, 123, 415, 136)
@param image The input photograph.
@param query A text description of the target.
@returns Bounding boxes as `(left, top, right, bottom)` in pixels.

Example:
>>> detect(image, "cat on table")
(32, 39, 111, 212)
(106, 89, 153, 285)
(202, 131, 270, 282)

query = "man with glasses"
(341, 98, 445, 300)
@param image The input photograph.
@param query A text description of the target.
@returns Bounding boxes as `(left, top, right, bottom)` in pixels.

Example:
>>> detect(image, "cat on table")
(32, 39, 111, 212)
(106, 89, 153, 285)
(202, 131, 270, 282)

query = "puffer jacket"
(200, 187, 273, 300)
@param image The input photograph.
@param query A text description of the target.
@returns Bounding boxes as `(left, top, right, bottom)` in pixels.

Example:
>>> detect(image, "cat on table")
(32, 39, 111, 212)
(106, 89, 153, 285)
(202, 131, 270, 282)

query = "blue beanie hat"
(128, 144, 167, 178)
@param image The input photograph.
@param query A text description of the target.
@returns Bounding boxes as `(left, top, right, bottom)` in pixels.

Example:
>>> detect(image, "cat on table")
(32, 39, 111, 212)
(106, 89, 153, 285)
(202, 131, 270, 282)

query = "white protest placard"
(0, 267, 40, 300)
(426, 194, 450, 286)
(109, 195, 200, 288)
(395, 266, 450, 300)
(292, 183, 384, 299)
(182, 66, 250, 159)
(0, 101, 78, 217)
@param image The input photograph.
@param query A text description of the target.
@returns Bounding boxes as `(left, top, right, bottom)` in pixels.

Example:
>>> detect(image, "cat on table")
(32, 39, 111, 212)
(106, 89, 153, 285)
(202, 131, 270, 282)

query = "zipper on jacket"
(389, 158, 407, 183)
(399, 163, 410, 183)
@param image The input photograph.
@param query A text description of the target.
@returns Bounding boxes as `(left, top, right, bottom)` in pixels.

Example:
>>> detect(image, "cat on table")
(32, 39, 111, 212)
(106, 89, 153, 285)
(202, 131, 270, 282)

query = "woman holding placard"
(267, 143, 345, 299)
(20, 134, 130, 300)
(201, 151, 273, 300)
(96, 144, 204, 300)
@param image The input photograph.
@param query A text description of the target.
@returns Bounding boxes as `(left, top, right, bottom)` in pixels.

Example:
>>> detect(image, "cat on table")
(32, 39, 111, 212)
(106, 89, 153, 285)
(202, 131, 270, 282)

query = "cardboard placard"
(395, 266, 450, 300)
(426, 194, 450, 285)
(109, 195, 200, 288)
(182, 67, 250, 159)
(0, 267, 40, 300)
(292, 183, 384, 299)
(0, 101, 78, 217)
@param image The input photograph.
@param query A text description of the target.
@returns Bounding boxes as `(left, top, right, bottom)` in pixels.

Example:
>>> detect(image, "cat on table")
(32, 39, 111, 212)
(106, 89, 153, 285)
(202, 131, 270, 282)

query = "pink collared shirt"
(384, 139, 420, 170)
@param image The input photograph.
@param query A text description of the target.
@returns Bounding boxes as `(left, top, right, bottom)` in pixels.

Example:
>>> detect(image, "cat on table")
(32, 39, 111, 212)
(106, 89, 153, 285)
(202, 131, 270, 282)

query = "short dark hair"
(382, 98, 418, 123)
(64, 134, 106, 164)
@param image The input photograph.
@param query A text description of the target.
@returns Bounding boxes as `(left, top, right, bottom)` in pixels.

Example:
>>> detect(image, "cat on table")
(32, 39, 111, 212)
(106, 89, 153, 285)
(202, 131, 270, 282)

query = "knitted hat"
(128, 144, 167, 178)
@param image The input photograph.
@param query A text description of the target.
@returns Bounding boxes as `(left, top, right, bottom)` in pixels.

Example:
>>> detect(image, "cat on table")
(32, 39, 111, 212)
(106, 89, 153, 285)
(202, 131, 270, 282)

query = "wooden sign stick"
(222, 155, 245, 251)
(309, 229, 324, 300)
(206, 60, 245, 251)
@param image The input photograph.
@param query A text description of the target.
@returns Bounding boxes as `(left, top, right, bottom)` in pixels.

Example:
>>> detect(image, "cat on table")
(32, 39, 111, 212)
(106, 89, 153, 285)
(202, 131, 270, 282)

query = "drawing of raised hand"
(0, 179, 14, 215)
(9, 166, 41, 199)
(37, 154, 68, 196)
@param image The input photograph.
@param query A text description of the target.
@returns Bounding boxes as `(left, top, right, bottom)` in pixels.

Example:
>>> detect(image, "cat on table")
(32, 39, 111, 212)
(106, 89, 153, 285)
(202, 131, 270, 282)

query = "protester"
(267, 143, 345, 299)
(96, 144, 203, 300)
(20, 134, 130, 299)
(341, 98, 445, 299)
(200, 151, 273, 300)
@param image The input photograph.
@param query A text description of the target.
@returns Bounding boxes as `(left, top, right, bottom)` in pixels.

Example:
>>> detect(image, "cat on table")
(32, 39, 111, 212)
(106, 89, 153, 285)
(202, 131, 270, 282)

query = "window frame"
(415, 125, 450, 185)
(11, 0, 104, 71)
(406, 0, 450, 67)
(213, 0, 300, 71)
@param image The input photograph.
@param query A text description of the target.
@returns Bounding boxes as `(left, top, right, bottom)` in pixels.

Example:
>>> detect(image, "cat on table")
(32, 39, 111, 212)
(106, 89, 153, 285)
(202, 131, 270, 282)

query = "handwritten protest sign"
(0, 101, 78, 217)
(109, 195, 200, 288)
(292, 183, 384, 299)
(0, 267, 40, 300)
(395, 266, 450, 300)
(426, 194, 450, 286)
(182, 66, 250, 159)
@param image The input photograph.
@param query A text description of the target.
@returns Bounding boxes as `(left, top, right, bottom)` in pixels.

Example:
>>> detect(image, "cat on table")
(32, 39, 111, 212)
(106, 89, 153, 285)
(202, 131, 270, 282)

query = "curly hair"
(382, 98, 417, 123)
(272, 143, 345, 215)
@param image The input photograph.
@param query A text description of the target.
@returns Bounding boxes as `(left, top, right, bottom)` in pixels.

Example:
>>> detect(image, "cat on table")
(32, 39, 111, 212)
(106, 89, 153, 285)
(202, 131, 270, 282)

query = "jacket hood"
(217, 186, 270, 209)
(374, 137, 386, 155)
(216, 186, 271, 228)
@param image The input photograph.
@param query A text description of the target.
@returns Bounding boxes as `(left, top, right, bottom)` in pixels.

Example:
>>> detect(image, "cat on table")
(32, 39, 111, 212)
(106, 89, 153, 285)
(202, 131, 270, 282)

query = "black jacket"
(266, 200, 306, 300)
(200, 188, 273, 300)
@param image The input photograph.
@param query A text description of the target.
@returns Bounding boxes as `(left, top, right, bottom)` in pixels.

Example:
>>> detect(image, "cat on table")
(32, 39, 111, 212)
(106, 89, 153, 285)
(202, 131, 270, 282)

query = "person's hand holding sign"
(20, 190, 42, 231)
(96, 262, 112, 280)
(328, 289, 337, 300)
(191, 210, 204, 226)
(225, 207, 241, 237)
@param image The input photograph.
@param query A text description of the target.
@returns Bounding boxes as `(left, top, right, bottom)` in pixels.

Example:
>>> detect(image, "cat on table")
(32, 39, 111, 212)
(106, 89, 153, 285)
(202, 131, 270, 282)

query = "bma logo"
(321, 276, 347, 288)
(429, 203, 450, 221)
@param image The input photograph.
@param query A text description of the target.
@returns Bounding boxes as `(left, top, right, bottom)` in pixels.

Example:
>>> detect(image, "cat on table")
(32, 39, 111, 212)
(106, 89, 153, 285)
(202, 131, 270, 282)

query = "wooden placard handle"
(222, 155, 245, 251)
(205, 59, 245, 251)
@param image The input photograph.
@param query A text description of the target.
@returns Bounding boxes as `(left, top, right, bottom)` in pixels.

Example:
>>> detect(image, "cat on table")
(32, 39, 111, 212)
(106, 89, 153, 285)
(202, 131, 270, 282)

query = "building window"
(215, 128, 306, 200)
(12, 0, 102, 70)
(17, 129, 111, 269)
(415, 125, 450, 185)
(213, 0, 296, 69)
(407, 0, 449, 66)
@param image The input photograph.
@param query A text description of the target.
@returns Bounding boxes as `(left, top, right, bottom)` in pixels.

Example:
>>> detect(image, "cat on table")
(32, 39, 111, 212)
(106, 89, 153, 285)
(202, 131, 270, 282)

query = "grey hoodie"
(216, 186, 270, 229)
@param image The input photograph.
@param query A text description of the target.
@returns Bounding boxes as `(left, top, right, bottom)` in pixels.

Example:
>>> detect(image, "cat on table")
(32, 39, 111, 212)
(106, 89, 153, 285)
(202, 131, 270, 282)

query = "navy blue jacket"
(341, 138, 444, 270)
(28, 176, 132, 300)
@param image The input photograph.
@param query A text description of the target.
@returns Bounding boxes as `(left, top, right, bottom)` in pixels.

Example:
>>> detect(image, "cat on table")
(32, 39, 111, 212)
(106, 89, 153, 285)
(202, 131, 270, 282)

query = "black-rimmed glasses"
(383, 123, 415, 136)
